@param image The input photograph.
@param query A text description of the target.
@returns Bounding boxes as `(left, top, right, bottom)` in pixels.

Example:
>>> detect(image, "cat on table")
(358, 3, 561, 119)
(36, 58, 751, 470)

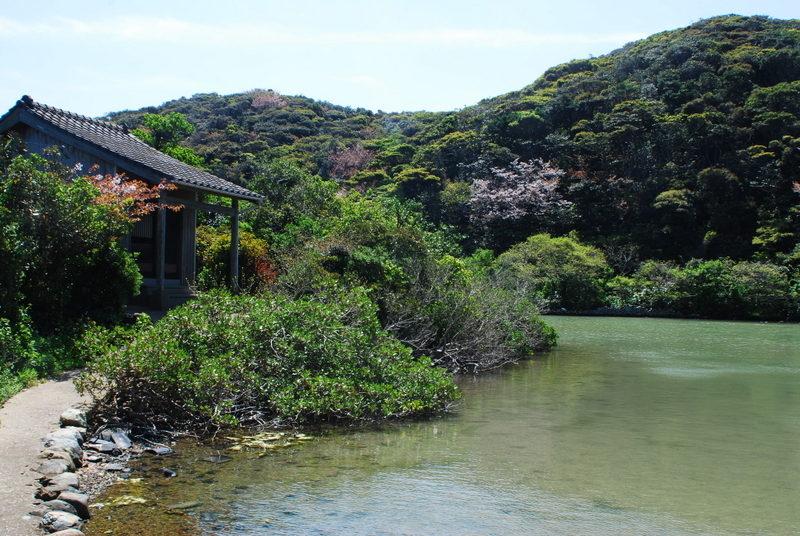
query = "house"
(0, 95, 264, 309)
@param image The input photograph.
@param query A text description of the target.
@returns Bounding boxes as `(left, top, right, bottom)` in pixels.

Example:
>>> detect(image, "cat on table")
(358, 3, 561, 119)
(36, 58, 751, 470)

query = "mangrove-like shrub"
(78, 289, 458, 430)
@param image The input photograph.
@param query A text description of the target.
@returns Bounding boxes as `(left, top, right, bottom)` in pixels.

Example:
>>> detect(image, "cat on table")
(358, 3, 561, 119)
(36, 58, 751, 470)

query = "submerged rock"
(167, 501, 203, 510)
(160, 467, 177, 478)
(108, 495, 147, 507)
(203, 454, 232, 464)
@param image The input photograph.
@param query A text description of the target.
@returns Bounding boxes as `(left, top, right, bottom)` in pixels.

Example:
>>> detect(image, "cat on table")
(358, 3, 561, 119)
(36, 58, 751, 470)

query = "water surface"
(86, 316, 800, 535)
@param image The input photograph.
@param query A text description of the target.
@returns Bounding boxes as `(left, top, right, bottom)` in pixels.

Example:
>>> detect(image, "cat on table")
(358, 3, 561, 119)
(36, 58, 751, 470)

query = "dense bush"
(493, 233, 611, 310)
(382, 255, 557, 372)
(0, 154, 141, 331)
(78, 290, 459, 430)
(195, 225, 276, 292)
(275, 195, 556, 372)
(607, 259, 795, 320)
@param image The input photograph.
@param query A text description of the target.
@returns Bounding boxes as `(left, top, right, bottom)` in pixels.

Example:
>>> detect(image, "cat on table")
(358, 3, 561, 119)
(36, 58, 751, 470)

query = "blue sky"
(0, 1, 797, 116)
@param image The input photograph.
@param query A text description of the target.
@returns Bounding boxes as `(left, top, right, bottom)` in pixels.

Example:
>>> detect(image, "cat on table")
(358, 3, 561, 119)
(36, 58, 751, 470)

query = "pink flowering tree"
(468, 158, 574, 248)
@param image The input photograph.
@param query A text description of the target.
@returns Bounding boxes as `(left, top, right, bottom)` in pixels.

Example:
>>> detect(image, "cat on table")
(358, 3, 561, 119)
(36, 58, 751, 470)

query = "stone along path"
(0, 372, 86, 535)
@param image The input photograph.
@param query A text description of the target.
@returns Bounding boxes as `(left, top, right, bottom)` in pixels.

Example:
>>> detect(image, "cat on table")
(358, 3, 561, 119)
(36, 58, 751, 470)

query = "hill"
(109, 15, 800, 264)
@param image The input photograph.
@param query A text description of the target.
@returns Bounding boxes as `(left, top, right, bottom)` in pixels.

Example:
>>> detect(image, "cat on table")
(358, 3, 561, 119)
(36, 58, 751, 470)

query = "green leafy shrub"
(196, 225, 276, 292)
(493, 233, 611, 310)
(607, 259, 793, 320)
(78, 289, 458, 430)
(383, 255, 556, 372)
(0, 154, 141, 331)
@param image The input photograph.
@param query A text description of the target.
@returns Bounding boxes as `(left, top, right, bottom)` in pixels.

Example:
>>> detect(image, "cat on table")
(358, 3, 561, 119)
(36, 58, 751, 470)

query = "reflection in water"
(86, 316, 800, 535)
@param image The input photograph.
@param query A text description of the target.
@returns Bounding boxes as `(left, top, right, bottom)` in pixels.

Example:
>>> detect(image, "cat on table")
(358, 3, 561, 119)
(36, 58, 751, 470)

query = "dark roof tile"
(4, 96, 263, 202)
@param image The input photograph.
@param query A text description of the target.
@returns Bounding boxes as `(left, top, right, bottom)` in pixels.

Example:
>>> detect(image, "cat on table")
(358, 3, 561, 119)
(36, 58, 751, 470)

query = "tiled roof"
(3, 96, 263, 202)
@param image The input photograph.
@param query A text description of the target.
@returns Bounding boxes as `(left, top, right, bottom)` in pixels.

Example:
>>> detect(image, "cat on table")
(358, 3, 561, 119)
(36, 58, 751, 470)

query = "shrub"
(608, 259, 793, 320)
(493, 233, 611, 310)
(196, 225, 276, 292)
(728, 262, 790, 320)
(383, 255, 556, 372)
(78, 289, 459, 430)
(0, 155, 141, 331)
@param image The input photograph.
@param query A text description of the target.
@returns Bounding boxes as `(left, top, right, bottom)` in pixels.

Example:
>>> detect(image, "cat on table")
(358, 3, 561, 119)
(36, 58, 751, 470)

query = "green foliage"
(494, 234, 611, 310)
(132, 112, 206, 167)
(0, 155, 141, 331)
(79, 290, 459, 429)
(196, 225, 275, 291)
(607, 259, 795, 320)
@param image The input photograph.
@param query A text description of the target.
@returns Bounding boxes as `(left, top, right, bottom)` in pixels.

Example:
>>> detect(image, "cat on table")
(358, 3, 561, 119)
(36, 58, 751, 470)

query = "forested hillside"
(109, 14, 800, 267)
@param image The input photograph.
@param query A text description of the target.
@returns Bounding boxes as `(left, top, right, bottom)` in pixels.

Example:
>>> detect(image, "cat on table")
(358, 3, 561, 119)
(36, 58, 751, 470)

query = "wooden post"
(230, 199, 239, 291)
(156, 206, 166, 308)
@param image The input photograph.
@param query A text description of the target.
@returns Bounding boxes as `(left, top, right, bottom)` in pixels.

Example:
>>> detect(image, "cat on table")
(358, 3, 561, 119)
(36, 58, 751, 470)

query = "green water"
(86, 316, 800, 535)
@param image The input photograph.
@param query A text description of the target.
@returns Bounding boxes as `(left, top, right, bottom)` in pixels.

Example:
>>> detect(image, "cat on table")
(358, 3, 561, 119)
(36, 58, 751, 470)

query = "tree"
(469, 159, 574, 249)
(493, 233, 611, 310)
(0, 155, 142, 330)
(132, 112, 206, 167)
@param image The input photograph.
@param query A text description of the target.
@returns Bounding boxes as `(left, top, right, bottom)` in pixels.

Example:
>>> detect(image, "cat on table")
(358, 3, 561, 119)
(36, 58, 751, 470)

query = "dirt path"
(0, 372, 86, 536)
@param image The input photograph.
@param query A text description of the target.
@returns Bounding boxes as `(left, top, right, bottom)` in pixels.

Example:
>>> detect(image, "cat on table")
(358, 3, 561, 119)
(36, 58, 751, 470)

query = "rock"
(167, 500, 202, 510)
(203, 454, 232, 464)
(36, 483, 78, 501)
(42, 499, 79, 516)
(40, 510, 83, 532)
(104, 463, 125, 472)
(44, 436, 83, 461)
(41, 472, 79, 489)
(160, 467, 177, 478)
(48, 428, 84, 446)
(40, 450, 78, 471)
(49, 530, 85, 536)
(110, 430, 132, 450)
(35, 459, 71, 477)
(145, 446, 173, 455)
(59, 408, 87, 428)
(58, 491, 90, 519)
(84, 440, 117, 454)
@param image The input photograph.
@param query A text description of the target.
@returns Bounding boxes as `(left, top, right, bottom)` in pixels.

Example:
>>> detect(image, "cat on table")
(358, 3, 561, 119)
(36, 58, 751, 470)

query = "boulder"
(35, 459, 71, 477)
(41, 472, 79, 489)
(59, 408, 87, 428)
(40, 451, 76, 472)
(48, 428, 84, 446)
(40, 510, 83, 532)
(42, 499, 79, 516)
(58, 491, 90, 519)
(36, 483, 78, 501)
(49, 530, 85, 536)
(44, 436, 83, 461)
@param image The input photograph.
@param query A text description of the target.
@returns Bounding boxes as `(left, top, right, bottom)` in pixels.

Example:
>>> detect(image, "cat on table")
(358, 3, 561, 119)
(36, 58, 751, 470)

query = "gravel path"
(0, 372, 86, 535)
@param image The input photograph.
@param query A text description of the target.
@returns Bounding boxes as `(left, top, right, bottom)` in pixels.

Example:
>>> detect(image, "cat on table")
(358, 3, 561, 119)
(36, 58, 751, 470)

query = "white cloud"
(0, 16, 645, 48)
